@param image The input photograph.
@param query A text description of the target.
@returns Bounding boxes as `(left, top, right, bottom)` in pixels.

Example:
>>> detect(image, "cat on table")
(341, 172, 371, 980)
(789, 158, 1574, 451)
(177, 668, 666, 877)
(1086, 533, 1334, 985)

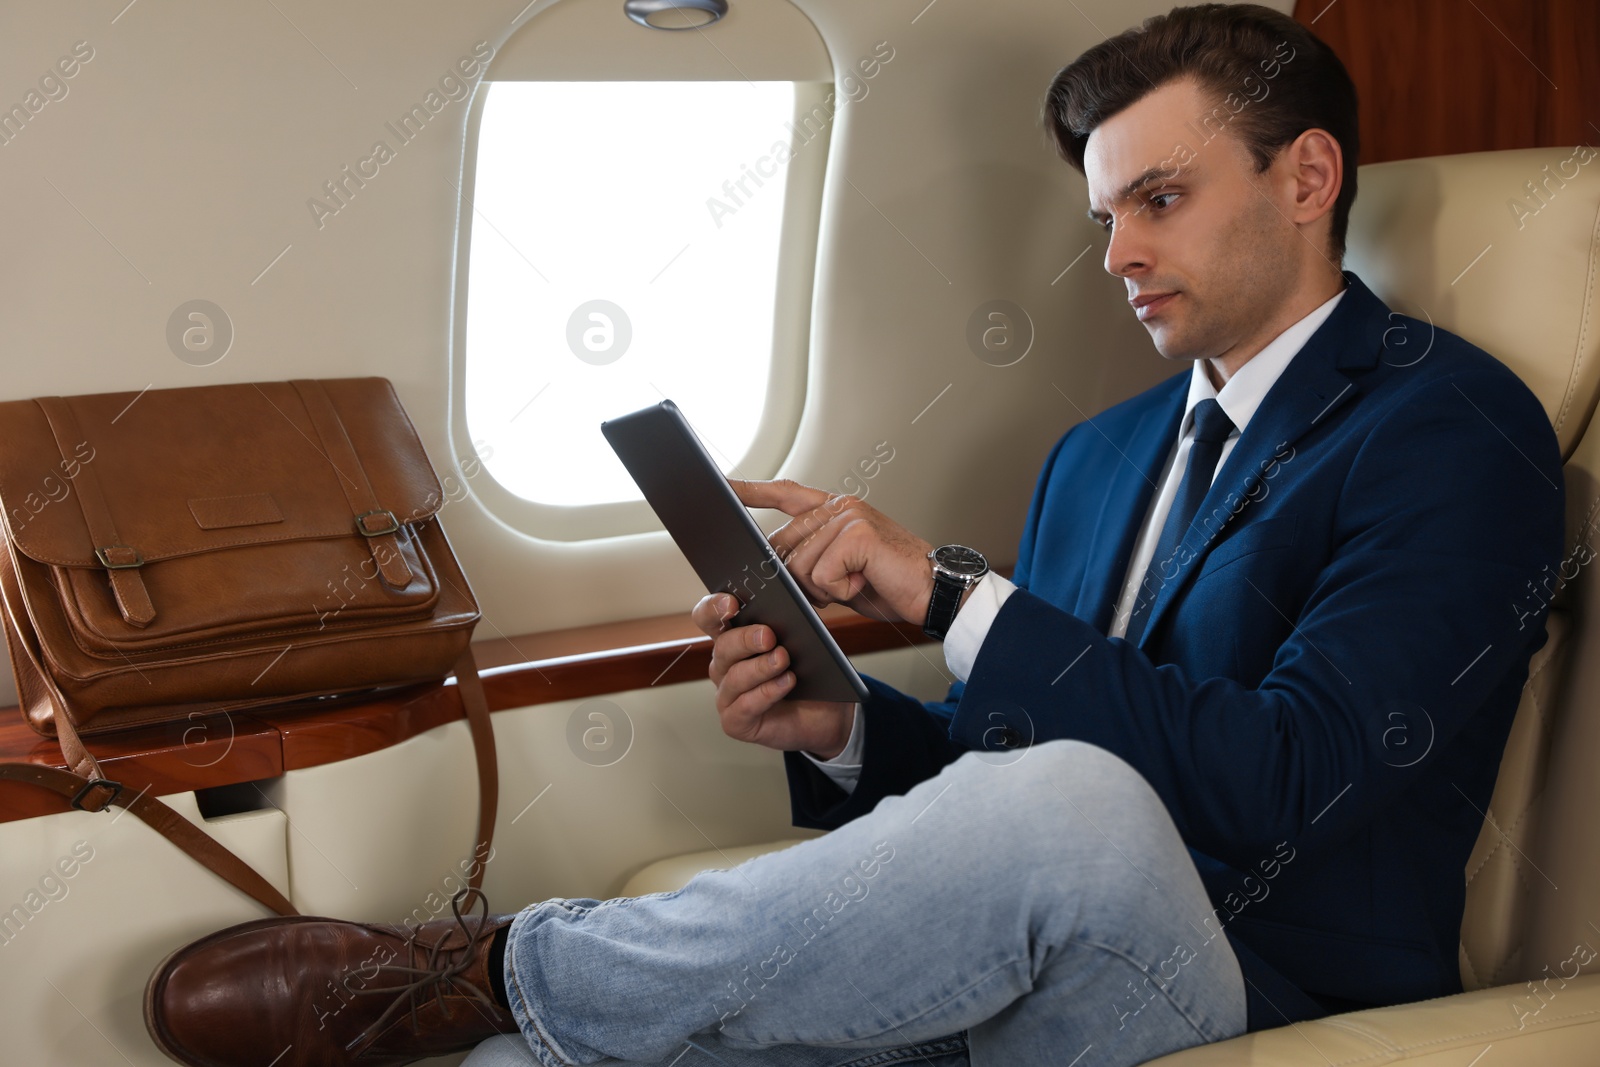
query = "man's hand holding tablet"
(690, 478, 973, 761)
(690, 591, 858, 760)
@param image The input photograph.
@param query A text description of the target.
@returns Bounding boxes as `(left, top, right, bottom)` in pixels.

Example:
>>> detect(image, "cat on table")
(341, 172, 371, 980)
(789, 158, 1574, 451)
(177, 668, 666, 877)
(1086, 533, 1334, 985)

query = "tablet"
(601, 400, 870, 703)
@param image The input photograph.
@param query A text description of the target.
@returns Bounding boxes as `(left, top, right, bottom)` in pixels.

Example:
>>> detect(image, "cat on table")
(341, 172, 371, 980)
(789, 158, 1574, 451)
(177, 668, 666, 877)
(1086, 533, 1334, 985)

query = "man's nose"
(1104, 214, 1150, 278)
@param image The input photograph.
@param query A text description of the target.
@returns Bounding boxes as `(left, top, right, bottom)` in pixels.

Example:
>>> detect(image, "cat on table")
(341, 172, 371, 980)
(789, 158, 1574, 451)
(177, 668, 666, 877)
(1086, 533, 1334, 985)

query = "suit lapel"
(1074, 381, 1187, 633)
(1133, 272, 1391, 650)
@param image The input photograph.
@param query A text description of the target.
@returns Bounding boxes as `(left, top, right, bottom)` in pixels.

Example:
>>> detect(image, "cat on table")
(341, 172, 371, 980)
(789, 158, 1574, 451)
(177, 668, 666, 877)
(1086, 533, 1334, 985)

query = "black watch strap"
(923, 572, 970, 641)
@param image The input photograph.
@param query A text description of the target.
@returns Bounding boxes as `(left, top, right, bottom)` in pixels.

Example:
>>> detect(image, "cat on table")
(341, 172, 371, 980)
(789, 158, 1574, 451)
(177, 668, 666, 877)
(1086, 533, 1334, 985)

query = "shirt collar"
(1182, 286, 1347, 438)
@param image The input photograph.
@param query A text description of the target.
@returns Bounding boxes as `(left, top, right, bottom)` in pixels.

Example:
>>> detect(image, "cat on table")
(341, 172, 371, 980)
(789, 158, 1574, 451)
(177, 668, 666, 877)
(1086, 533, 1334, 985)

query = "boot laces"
(343, 886, 503, 1054)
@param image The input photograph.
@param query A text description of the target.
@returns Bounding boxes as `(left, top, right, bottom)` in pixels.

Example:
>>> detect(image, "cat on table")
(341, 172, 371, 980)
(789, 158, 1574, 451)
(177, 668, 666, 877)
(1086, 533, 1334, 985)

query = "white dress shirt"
(806, 288, 1345, 793)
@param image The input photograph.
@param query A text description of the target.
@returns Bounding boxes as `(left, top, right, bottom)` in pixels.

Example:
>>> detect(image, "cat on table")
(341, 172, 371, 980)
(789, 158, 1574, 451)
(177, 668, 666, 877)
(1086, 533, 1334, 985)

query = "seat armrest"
(617, 840, 815, 897)
(1145, 975, 1600, 1065)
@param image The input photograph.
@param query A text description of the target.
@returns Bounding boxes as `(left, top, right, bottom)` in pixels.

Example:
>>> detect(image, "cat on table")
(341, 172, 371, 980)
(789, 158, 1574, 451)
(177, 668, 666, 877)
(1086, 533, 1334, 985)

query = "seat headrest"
(1345, 147, 1600, 457)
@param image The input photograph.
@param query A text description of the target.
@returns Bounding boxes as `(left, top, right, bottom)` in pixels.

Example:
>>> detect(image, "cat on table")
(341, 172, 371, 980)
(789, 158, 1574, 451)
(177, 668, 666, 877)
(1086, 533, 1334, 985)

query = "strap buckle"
(94, 545, 144, 569)
(355, 510, 399, 537)
(70, 777, 124, 812)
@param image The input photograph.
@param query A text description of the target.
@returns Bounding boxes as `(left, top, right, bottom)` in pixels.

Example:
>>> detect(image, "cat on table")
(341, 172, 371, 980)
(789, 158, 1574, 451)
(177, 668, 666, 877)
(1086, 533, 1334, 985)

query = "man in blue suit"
(678, 1, 1562, 1060)
(145, 7, 1564, 1067)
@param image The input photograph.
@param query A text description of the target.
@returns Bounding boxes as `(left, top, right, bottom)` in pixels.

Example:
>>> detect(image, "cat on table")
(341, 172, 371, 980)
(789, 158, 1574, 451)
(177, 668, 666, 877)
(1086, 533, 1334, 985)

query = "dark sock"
(487, 926, 511, 1009)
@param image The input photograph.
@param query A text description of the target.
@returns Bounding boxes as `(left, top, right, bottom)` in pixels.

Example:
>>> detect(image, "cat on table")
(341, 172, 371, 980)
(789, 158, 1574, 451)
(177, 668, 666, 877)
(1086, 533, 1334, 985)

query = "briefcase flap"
(0, 378, 445, 569)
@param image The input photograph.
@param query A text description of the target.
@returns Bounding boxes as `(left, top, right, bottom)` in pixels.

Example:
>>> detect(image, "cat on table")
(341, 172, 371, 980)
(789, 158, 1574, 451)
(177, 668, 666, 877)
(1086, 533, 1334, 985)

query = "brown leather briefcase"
(0, 378, 498, 916)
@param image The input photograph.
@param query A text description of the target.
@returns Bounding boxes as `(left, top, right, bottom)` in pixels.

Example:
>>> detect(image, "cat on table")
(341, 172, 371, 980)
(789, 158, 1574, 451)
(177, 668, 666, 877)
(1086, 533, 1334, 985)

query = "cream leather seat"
(624, 147, 1600, 1063)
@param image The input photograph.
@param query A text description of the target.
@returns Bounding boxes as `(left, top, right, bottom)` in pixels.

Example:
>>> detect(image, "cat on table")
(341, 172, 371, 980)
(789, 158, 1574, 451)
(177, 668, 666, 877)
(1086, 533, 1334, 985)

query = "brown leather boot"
(145, 888, 522, 1067)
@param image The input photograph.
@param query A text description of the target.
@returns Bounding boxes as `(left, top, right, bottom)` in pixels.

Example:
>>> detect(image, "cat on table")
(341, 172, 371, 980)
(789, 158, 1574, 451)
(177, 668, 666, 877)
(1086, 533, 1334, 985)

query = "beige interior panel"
(270, 644, 942, 920)
(268, 717, 487, 920)
(0, 796, 288, 1067)
(602, 645, 951, 898)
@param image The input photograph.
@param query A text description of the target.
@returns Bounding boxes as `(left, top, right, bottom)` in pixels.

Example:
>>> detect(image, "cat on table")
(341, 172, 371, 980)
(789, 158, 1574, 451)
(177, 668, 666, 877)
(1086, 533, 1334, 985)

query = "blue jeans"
(464, 740, 1246, 1067)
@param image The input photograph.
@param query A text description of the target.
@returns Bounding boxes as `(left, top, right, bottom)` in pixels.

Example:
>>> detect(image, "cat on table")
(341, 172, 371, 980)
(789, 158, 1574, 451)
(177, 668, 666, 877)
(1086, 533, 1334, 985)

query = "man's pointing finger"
(729, 478, 833, 516)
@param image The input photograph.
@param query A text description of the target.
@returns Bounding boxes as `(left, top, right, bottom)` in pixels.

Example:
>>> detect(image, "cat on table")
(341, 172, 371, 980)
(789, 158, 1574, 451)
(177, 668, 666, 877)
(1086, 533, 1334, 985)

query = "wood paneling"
(273, 605, 929, 771)
(1294, 0, 1599, 163)
(0, 713, 283, 822)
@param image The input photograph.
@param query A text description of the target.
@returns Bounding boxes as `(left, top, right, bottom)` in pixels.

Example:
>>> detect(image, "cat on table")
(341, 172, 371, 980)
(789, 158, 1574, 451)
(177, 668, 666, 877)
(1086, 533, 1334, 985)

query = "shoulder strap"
(455, 646, 497, 891)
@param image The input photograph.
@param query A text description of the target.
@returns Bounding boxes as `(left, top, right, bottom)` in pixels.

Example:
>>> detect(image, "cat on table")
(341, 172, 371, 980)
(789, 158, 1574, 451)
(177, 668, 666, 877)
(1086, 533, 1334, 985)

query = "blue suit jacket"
(784, 272, 1565, 1030)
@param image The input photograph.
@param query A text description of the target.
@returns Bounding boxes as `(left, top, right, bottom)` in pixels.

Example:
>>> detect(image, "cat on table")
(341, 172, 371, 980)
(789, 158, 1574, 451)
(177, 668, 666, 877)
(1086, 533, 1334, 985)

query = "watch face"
(934, 544, 987, 577)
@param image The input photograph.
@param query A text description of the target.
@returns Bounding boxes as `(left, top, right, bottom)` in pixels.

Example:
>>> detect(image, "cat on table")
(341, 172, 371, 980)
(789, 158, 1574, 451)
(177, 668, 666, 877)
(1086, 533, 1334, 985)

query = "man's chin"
(1147, 328, 1205, 363)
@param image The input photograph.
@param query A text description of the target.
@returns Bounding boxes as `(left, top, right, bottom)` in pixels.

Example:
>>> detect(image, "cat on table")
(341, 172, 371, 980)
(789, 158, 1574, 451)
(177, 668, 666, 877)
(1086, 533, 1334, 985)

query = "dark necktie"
(1123, 397, 1236, 645)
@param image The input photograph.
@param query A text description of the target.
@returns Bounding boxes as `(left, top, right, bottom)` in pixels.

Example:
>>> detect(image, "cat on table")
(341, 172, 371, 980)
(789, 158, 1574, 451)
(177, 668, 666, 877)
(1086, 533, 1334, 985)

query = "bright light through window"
(464, 81, 797, 508)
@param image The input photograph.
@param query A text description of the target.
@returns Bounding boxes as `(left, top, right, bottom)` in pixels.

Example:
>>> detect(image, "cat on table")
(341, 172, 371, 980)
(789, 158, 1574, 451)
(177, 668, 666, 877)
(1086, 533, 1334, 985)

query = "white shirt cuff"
(801, 702, 864, 793)
(942, 572, 1017, 682)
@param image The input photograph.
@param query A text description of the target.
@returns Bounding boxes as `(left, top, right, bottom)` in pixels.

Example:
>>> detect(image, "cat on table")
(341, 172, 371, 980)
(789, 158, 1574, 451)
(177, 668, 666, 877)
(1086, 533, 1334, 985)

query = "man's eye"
(1148, 192, 1179, 210)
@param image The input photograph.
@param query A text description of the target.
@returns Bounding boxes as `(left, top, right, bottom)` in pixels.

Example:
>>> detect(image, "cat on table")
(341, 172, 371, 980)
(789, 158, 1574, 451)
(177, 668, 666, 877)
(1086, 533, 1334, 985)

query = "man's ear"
(1282, 127, 1342, 253)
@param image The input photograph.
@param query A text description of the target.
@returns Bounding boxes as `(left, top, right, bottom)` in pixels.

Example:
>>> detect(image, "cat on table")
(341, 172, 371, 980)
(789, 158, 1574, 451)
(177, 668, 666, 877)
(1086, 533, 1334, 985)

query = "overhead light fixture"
(624, 0, 728, 30)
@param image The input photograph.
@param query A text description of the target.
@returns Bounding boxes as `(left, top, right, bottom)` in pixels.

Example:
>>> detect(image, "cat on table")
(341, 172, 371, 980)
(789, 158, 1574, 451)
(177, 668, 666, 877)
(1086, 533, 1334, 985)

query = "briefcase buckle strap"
(70, 776, 124, 812)
(94, 544, 144, 569)
(356, 510, 400, 537)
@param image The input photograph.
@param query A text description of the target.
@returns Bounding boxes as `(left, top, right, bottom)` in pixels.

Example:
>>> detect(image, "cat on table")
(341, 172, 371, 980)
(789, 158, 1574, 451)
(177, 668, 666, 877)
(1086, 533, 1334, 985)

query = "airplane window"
(463, 80, 796, 509)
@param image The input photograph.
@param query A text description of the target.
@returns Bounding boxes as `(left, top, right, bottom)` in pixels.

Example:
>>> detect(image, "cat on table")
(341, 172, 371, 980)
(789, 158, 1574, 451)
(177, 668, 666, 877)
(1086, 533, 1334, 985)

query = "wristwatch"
(923, 544, 989, 640)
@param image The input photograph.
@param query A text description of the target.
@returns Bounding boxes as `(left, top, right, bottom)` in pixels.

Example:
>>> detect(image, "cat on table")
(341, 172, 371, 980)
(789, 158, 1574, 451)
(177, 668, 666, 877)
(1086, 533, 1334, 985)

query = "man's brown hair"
(1044, 4, 1360, 259)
